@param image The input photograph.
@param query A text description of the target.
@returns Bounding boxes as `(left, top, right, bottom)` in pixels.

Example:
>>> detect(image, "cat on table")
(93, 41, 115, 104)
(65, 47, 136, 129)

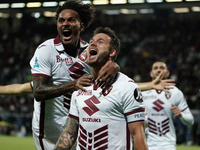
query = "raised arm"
(32, 75, 93, 101)
(54, 117, 79, 150)
(128, 121, 148, 150)
(136, 72, 175, 92)
(0, 82, 32, 95)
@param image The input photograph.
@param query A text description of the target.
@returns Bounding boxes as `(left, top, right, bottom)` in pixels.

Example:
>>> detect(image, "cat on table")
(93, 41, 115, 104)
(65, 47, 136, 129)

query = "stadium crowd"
(0, 11, 200, 145)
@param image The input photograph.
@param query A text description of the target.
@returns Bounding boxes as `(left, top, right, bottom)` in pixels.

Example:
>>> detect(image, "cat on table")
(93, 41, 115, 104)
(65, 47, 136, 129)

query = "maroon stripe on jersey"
(94, 131, 108, 142)
(94, 125, 108, 135)
(32, 74, 50, 78)
(125, 108, 145, 116)
(80, 130, 87, 141)
(63, 103, 70, 109)
(39, 101, 45, 150)
(181, 106, 188, 112)
(162, 118, 169, 124)
(149, 125, 157, 131)
(68, 114, 79, 121)
(149, 130, 157, 135)
(126, 124, 130, 150)
(94, 137, 108, 148)
(79, 143, 86, 150)
(88, 132, 92, 137)
(148, 118, 156, 123)
(148, 122, 157, 128)
(96, 144, 108, 150)
(79, 136, 87, 147)
(79, 125, 87, 134)
(30, 82, 33, 90)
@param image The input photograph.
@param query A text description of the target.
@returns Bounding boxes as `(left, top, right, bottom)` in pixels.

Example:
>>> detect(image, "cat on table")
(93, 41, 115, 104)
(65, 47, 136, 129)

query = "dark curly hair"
(93, 27, 120, 61)
(55, 0, 95, 29)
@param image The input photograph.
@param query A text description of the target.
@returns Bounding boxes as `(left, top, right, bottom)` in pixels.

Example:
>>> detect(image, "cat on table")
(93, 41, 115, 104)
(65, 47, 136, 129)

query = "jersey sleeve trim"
(125, 108, 145, 116)
(32, 74, 50, 78)
(69, 113, 79, 121)
(181, 106, 188, 112)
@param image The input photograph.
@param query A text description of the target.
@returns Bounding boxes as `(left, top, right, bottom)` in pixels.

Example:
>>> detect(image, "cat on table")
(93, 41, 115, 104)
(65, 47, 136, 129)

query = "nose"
(63, 20, 70, 27)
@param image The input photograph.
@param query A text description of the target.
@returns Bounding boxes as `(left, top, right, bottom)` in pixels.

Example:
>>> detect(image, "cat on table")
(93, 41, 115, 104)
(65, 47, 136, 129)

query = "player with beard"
(142, 61, 194, 150)
(54, 27, 148, 150)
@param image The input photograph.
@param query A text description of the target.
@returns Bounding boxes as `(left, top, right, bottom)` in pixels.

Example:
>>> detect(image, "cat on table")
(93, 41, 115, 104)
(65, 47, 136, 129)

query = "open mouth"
(62, 29, 72, 37)
(90, 49, 97, 56)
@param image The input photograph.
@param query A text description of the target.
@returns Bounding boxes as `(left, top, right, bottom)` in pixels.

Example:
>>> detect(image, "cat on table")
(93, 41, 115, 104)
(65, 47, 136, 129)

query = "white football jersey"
(30, 36, 91, 144)
(142, 87, 189, 150)
(69, 72, 145, 150)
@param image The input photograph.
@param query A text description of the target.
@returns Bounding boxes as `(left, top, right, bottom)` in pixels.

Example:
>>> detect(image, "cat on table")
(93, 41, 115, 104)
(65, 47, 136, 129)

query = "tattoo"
(55, 118, 79, 150)
(32, 76, 76, 101)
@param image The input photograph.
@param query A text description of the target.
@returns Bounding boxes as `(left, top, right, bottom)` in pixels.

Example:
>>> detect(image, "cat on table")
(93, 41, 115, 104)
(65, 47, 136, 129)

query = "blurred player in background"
(142, 61, 194, 150)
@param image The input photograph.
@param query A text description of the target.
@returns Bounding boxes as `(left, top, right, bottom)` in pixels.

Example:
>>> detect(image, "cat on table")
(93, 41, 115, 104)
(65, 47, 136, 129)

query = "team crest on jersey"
(78, 50, 87, 62)
(102, 86, 113, 97)
(33, 57, 39, 68)
(134, 88, 143, 103)
(165, 92, 171, 99)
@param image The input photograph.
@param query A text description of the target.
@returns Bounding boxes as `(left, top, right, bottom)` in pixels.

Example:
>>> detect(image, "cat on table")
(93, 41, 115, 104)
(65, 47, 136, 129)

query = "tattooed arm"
(32, 75, 93, 101)
(54, 117, 79, 150)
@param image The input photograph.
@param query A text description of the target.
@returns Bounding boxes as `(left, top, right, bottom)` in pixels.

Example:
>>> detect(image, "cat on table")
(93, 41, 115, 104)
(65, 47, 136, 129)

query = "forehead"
(58, 9, 80, 19)
(153, 62, 166, 68)
(92, 33, 111, 42)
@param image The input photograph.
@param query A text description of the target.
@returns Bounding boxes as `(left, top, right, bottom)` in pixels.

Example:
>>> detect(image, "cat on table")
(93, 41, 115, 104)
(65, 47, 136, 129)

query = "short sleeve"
(122, 81, 145, 123)
(30, 43, 52, 77)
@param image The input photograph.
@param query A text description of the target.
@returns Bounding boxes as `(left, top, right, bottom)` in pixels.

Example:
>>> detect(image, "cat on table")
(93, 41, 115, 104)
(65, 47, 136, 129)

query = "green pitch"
(0, 135, 200, 150)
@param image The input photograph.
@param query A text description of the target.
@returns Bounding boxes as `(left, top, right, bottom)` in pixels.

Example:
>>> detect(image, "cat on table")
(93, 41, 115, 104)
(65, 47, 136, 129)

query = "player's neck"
(91, 66, 101, 80)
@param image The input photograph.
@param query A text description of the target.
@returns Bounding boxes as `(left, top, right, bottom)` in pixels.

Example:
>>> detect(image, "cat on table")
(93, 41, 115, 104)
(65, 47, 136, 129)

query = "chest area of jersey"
(142, 91, 173, 113)
(76, 90, 122, 117)
(53, 54, 90, 79)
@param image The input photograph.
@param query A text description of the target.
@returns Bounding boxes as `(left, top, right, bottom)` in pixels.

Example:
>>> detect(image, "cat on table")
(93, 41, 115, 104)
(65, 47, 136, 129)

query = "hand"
(152, 72, 175, 93)
(74, 75, 93, 92)
(170, 104, 182, 117)
(95, 60, 119, 89)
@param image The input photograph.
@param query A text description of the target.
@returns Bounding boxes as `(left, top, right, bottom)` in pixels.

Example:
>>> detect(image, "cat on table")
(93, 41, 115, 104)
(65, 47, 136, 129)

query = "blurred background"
(0, 0, 199, 146)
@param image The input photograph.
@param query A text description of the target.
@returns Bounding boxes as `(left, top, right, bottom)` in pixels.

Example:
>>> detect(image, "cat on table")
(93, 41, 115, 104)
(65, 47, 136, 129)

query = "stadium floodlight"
(27, 2, 42, 8)
(139, 8, 154, 14)
(173, 7, 189, 13)
(110, 0, 127, 4)
(11, 3, 25, 8)
(0, 3, 9, 9)
(82, 0, 92, 4)
(128, 0, 144, 3)
(147, 0, 163, 3)
(42, 2, 58, 7)
(120, 9, 137, 14)
(191, 6, 200, 12)
(0, 13, 10, 18)
(44, 11, 57, 17)
(166, 0, 182, 2)
(93, 0, 109, 5)
(103, 10, 120, 15)
(186, 0, 200, 1)
(16, 13, 23, 19)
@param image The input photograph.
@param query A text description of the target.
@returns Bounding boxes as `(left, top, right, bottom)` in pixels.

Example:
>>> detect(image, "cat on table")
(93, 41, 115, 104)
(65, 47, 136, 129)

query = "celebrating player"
(142, 61, 194, 150)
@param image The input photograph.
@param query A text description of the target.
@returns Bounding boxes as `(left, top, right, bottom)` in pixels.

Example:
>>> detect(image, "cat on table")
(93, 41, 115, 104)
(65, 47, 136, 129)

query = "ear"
(80, 22, 84, 31)
(109, 49, 116, 59)
(150, 71, 153, 78)
(166, 70, 170, 77)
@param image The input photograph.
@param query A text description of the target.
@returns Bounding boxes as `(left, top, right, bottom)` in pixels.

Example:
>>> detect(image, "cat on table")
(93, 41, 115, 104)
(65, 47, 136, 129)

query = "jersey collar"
(54, 35, 89, 56)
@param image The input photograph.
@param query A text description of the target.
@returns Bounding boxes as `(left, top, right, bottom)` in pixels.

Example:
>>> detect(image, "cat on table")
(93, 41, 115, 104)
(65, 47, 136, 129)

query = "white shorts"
(33, 132, 77, 150)
(33, 132, 55, 150)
